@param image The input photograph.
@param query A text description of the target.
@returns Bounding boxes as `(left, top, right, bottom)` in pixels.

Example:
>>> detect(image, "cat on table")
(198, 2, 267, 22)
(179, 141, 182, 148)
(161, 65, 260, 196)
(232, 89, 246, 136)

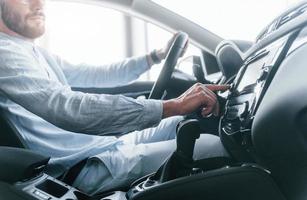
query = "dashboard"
(221, 34, 290, 136)
(217, 16, 307, 163)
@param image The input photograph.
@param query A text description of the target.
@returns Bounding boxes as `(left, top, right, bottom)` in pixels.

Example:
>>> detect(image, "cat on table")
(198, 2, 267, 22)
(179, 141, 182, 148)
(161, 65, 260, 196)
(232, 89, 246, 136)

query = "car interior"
(2, 1, 307, 200)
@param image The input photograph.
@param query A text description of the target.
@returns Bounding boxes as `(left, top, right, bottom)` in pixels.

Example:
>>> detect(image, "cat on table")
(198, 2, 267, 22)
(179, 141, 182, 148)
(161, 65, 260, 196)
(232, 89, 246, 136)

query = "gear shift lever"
(156, 119, 201, 182)
(176, 119, 201, 159)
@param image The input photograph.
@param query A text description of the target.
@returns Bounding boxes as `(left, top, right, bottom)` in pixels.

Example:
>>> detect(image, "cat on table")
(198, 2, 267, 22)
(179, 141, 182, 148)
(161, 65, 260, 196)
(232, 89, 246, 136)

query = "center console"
(219, 30, 299, 161)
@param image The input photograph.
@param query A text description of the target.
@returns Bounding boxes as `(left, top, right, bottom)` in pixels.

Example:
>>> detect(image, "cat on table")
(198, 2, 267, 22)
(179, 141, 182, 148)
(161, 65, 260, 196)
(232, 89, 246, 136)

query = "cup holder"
(36, 179, 69, 198)
(34, 178, 90, 200)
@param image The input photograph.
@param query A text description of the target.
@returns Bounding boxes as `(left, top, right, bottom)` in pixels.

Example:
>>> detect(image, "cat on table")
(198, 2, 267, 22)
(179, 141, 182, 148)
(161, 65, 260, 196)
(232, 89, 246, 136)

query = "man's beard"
(1, 3, 45, 39)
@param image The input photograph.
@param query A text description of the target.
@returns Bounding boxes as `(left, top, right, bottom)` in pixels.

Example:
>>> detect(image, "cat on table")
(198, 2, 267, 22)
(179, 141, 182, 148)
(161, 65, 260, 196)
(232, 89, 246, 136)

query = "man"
(0, 0, 229, 195)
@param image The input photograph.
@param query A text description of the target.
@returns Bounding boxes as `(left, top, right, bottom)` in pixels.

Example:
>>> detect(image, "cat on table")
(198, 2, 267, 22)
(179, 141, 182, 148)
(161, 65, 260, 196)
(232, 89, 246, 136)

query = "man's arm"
(0, 43, 228, 135)
(0, 43, 162, 135)
(53, 54, 152, 88)
(51, 32, 180, 88)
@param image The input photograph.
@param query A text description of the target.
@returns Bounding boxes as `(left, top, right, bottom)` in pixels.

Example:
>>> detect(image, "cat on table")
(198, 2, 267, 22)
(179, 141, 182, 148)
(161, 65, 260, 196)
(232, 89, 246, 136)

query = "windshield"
(152, 0, 301, 41)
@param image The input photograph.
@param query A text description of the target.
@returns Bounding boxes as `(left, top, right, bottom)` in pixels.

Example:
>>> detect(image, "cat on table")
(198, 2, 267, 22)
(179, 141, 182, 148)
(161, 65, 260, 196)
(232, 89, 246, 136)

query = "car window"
(39, 1, 126, 65)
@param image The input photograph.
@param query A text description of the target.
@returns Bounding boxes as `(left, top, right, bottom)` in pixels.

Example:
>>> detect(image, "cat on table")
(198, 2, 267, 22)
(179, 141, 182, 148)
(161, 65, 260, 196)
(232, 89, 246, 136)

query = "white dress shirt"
(0, 32, 163, 177)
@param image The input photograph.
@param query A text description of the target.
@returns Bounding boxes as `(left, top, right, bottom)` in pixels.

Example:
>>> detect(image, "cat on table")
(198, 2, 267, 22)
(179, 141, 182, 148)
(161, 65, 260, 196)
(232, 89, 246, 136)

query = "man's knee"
(73, 159, 113, 195)
(157, 116, 184, 139)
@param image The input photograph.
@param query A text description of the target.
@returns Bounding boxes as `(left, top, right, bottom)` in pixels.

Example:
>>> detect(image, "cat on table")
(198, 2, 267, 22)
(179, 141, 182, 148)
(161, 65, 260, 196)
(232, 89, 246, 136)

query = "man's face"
(1, 0, 46, 39)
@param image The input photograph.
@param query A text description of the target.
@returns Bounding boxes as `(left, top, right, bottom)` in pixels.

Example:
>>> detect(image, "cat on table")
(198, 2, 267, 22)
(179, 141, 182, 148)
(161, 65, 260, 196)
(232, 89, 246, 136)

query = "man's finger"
(206, 84, 230, 92)
(200, 85, 217, 101)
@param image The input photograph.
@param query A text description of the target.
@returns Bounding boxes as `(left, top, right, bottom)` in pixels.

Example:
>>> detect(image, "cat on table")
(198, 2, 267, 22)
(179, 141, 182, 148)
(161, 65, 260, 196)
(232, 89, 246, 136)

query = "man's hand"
(156, 32, 188, 60)
(147, 32, 188, 65)
(162, 83, 230, 118)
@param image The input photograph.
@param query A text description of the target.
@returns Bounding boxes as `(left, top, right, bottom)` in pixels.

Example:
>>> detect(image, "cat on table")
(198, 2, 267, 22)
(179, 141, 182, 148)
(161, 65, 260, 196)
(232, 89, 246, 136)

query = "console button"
(33, 190, 50, 200)
(225, 102, 248, 120)
(239, 102, 249, 118)
(258, 66, 270, 81)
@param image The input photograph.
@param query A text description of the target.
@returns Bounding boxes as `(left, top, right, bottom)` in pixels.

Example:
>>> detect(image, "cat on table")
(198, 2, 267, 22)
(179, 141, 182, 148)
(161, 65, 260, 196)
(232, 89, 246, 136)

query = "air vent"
(256, 3, 307, 43)
(277, 4, 307, 28)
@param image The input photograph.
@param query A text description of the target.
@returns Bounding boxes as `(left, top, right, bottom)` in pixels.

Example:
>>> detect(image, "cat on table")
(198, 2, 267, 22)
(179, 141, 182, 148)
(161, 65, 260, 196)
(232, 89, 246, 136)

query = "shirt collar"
(0, 31, 36, 47)
(0, 32, 42, 56)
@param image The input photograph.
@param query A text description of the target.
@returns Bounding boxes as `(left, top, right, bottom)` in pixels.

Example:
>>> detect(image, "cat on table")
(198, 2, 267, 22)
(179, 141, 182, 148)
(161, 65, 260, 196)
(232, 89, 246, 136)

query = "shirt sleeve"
(54, 54, 151, 88)
(0, 41, 162, 135)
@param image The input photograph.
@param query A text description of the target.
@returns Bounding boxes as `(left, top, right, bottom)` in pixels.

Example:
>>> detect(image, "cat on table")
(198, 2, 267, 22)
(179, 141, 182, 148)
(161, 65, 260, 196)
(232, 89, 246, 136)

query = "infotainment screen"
(236, 57, 266, 92)
(235, 36, 287, 93)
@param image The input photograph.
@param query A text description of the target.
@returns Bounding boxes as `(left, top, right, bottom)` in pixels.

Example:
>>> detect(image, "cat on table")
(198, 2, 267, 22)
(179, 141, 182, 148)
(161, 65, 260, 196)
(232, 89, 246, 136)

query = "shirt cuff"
(137, 98, 163, 129)
(138, 55, 152, 70)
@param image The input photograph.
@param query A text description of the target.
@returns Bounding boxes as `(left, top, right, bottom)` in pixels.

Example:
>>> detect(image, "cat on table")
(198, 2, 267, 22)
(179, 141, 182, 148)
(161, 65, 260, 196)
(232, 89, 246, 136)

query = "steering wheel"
(148, 32, 189, 99)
